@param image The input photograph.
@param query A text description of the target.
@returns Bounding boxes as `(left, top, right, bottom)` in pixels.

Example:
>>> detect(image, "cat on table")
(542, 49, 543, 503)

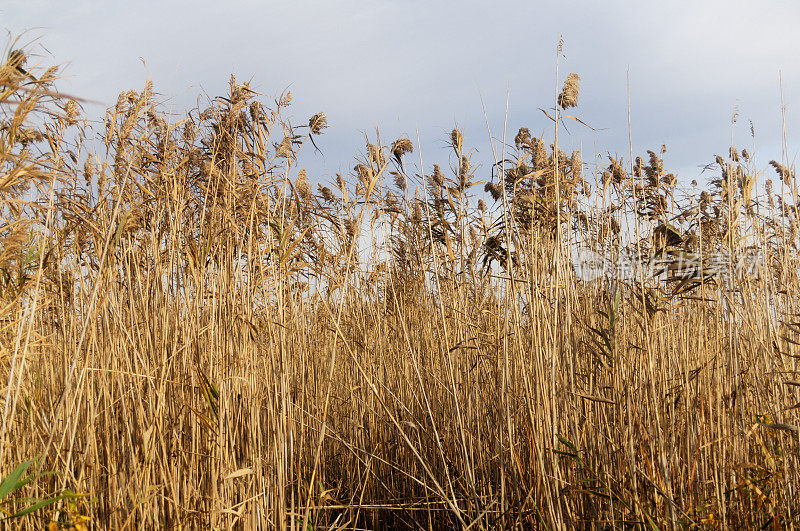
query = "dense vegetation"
(1, 42, 799, 528)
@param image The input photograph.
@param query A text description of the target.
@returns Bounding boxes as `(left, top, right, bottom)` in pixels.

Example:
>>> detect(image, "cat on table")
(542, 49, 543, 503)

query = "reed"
(1, 43, 798, 529)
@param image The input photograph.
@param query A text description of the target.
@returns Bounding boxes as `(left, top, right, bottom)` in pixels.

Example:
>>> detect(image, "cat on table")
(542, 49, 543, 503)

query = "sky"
(3, 0, 800, 192)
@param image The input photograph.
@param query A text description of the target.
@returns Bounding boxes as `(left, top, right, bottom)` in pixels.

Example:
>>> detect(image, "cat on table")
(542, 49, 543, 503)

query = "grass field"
(1, 43, 799, 529)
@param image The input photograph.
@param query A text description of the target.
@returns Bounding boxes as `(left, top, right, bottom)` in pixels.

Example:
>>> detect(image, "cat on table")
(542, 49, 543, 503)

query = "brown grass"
(1, 44, 799, 529)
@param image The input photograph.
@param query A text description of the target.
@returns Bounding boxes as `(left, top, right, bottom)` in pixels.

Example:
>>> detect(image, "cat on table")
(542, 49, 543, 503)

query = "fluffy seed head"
(309, 112, 328, 135)
(530, 137, 548, 169)
(344, 218, 357, 238)
(393, 171, 407, 191)
(296, 169, 311, 200)
(430, 164, 445, 188)
(318, 185, 335, 202)
(249, 101, 261, 122)
(83, 158, 95, 187)
(770, 160, 795, 182)
(354, 164, 372, 187)
(459, 155, 470, 189)
(570, 150, 582, 180)
(276, 136, 294, 159)
(17, 128, 44, 145)
(384, 190, 397, 208)
(230, 81, 253, 105)
(558, 73, 581, 109)
(391, 138, 414, 161)
(515, 127, 531, 149)
(484, 181, 502, 201)
(183, 121, 196, 143)
(450, 129, 463, 153)
(8, 49, 26, 69)
(367, 143, 384, 166)
(412, 201, 423, 221)
(143, 80, 153, 100)
(64, 100, 80, 125)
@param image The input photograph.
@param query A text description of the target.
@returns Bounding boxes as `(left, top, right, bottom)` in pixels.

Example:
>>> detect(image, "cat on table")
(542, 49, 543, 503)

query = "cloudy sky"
(3, 1, 799, 189)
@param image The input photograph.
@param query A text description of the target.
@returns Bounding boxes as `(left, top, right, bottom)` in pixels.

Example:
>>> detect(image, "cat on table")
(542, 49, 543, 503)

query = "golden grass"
(1, 44, 799, 529)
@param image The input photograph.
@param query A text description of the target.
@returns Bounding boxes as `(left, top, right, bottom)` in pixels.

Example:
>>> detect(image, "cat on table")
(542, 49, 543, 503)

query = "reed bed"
(1, 44, 799, 529)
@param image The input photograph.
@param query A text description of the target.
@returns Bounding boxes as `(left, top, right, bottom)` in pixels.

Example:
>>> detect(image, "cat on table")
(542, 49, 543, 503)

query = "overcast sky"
(3, 1, 799, 190)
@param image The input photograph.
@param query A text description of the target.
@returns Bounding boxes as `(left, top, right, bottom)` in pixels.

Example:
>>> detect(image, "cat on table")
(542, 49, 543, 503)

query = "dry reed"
(0, 42, 799, 529)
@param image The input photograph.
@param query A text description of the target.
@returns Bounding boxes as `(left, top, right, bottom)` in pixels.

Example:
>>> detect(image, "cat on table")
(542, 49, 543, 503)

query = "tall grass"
(1, 43, 799, 529)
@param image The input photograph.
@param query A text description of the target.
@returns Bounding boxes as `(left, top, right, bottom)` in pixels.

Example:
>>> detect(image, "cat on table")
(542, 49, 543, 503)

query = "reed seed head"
(318, 185, 335, 202)
(570, 150, 582, 180)
(367, 143, 384, 166)
(276, 136, 294, 159)
(485, 181, 502, 201)
(393, 171, 407, 191)
(770, 160, 795, 182)
(515, 127, 531, 149)
(309, 112, 328, 135)
(8, 49, 26, 69)
(296, 169, 311, 200)
(451, 129, 463, 153)
(392, 138, 414, 162)
(558, 73, 581, 109)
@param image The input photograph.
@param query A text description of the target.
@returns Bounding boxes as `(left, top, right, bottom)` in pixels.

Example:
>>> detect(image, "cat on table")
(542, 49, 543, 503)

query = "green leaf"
(0, 460, 35, 501)
(556, 434, 576, 452)
(7, 494, 65, 519)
